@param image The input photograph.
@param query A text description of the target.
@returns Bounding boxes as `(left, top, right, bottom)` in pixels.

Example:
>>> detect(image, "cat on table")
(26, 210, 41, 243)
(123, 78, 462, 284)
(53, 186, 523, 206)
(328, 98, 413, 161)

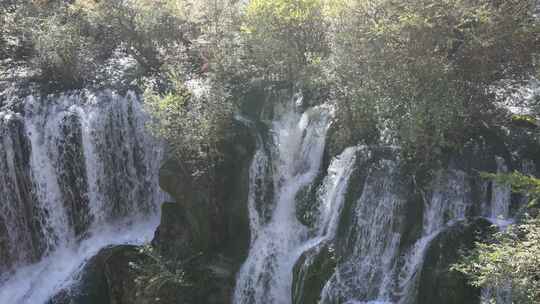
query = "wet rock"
(104, 245, 150, 304)
(152, 202, 196, 261)
(0, 218, 8, 275)
(156, 120, 255, 261)
(102, 245, 236, 304)
(49, 245, 187, 304)
(417, 218, 495, 304)
(152, 119, 256, 304)
(292, 243, 338, 304)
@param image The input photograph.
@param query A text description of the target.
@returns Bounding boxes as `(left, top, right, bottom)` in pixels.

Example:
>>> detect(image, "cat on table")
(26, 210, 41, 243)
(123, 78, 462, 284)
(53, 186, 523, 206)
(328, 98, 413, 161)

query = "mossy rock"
(416, 218, 495, 304)
(103, 245, 147, 304)
(398, 188, 425, 255)
(152, 202, 197, 261)
(292, 243, 338, 304)
(0, 218, 10, 275)
(158, 158, 193, 204)
(181, 254, 238, 304)
(157, 118, 256, 264)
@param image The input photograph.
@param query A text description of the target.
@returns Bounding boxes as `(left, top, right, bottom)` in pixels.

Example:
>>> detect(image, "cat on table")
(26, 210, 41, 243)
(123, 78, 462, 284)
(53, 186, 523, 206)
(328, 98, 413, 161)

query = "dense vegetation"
(328, 0, 539, 166)
(2, 0, 539, 166)
(2, 1, 540, 302)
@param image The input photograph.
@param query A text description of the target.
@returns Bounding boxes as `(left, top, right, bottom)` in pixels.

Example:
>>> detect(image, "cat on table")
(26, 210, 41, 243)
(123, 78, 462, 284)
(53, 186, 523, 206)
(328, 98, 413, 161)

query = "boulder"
(48, 246, 115, 304)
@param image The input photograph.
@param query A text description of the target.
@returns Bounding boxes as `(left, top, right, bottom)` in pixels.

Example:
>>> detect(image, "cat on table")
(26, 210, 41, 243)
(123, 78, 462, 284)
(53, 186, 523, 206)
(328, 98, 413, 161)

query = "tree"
(240, 0, 329, 82)
(327, 0, 540, 165)
(0, 0, 197, 89)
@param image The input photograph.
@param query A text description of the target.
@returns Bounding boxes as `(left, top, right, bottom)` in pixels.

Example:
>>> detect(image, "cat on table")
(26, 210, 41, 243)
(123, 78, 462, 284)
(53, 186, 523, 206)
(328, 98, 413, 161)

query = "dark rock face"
(417, 219, 494, 304)
(48, 244, 240, 304)
(104, 245, 151, 304)
(292, 243, 337, 304)
(219, 122, 256, 263)
(152, 202, 196, 261)
(154, 121, 254, 259)
(49, 245, 174, 304)
(152, 120, 256, 303)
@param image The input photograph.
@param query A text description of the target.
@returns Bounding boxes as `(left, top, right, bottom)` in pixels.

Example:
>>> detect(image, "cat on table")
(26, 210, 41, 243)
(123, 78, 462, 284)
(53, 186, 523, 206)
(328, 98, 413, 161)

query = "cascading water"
(233, 97, 333, 304)
(234, 94, 518, 304)
(488, 156, 512, 227)
(0, 91, 165, 304)
(395, 169, 471, 304)
(320, 156, 405, 304)
(478, 156, 513, 303)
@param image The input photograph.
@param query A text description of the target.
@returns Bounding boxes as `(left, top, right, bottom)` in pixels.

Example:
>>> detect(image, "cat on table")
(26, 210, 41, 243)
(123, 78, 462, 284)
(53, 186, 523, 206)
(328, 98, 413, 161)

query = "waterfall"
(395, 169, 471, 304)
(0, 91, 164, 304)
(233, 97, 333, 304)
(478, 156, 514, 303)
(320, 157, 405, 303)
(315, 146, 362, 241)
(488, 156, 512, 227)
(233, 92, 517, 304)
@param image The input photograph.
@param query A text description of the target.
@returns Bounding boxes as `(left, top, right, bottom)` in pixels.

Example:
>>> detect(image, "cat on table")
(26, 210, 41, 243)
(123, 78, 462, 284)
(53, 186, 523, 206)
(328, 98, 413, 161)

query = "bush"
(131, 245, 188, 296)
(80, 0, 194, 74)
(454, 217, 540, 304)
(144, 70, 234, 176)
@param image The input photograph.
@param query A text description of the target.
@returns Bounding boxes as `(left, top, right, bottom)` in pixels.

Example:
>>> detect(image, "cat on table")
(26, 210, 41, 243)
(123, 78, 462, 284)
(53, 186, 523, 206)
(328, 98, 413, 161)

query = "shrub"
(454, 217, 540, 304)
(144, 70, 234, 176)
(30, 6, 98, 88)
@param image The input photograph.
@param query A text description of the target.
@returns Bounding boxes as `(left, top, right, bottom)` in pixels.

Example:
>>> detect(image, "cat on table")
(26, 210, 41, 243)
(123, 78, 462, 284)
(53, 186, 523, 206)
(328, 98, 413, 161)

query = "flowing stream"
(0, 91, 164, 304)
